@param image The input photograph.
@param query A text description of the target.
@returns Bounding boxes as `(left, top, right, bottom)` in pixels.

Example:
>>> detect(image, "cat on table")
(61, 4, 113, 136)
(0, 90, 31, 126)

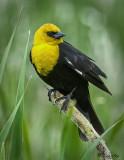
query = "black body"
(30, 41, 111, 141)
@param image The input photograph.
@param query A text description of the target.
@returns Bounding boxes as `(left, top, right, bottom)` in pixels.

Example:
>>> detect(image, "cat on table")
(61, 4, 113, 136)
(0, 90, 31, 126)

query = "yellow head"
(33, 23, 65, 45)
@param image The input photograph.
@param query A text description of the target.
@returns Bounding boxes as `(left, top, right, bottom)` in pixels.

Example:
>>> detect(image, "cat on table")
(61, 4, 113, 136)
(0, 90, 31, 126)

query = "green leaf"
(0, 92, 24, 150)
(0, 143, 5, 160)
(82, 118, 124, 160)
(60, 107, 73, 160)
(23, 116, 33, 160)
(0, 7, 23, 83)
(109, 113, 124, 141)
(0, 77, 31, 156)
(8, 30, 30, 160)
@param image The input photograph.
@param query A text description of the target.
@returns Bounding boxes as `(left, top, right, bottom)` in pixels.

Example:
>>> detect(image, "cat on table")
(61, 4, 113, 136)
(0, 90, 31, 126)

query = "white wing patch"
(75, 69, 83, 75)
(65, 57, 83, 76)
(65, 57, 73, 66)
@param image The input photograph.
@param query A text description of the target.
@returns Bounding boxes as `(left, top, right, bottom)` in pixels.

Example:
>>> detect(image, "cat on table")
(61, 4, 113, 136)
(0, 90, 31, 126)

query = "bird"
(30, 23, 112, 141)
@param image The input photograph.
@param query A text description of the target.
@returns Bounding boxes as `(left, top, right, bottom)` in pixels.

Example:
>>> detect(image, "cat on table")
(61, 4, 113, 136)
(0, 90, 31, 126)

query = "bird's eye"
(47, 31, 56, 37)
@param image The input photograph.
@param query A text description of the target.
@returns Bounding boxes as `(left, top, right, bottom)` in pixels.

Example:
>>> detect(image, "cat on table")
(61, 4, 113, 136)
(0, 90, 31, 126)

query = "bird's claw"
(55, 95, 71, 113)
(48, 89, 57, 101)
(48, 87, 76, 113)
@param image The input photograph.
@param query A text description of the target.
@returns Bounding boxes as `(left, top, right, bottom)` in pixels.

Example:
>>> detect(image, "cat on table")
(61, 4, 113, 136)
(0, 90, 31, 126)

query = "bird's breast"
(31, 44, 59, 76)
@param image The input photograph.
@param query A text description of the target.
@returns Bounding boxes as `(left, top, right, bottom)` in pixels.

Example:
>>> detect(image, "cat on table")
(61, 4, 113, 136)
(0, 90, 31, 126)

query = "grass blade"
(82, 118, 124, 160)
(109, 113, 124, 141)
(23, 116, 33, 160)
(60, 108, 73, 160)
(15, 30, 30, 104)
(0, 7, 23, 83)
(0, 143, 5, 160)
(0, 76, 31, 154)
(0, 93, 24, 150)
(8, 31, 30, 160)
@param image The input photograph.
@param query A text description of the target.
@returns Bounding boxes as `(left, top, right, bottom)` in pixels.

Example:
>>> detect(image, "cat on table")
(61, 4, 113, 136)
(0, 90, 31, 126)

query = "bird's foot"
(48, 89, 57, 101)
(55, 87, 76, 113)
(55, 95, 71, 112)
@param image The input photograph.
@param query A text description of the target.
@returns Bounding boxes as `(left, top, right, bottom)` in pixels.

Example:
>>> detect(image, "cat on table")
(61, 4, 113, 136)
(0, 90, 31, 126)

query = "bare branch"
(50, 91, 113, 160)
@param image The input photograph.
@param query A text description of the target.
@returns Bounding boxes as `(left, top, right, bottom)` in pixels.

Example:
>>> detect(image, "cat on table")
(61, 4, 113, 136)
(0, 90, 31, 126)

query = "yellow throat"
(31, 24, 63, 76)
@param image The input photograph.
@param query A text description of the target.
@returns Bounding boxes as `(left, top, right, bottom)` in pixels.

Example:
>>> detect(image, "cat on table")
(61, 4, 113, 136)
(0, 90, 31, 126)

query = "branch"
(49, 91, 112, 160)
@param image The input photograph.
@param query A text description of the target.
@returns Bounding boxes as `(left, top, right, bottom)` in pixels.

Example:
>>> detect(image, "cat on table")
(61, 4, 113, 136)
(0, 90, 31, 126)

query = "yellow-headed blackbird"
(30, 23, 112, 141)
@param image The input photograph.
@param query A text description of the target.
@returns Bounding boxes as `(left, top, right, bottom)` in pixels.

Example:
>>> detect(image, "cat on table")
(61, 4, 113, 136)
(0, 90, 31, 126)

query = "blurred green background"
(0, 0, 124, 159)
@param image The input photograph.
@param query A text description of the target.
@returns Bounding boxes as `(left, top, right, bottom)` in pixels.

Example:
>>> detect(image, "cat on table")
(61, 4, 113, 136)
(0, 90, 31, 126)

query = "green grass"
(0, 92, 24, 150)
(8, 30, 30, 160)
(82, 118, 124, 160)
(0, 143, 5, 160)
(0, 10, 23, 151)
(0, 7, 22, 84)
(0, 11, 30, 159)
(60, 107, 74, 160)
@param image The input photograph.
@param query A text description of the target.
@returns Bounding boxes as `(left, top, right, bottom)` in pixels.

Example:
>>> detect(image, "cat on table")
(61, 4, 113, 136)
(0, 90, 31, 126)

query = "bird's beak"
(53, 31, 65, 39)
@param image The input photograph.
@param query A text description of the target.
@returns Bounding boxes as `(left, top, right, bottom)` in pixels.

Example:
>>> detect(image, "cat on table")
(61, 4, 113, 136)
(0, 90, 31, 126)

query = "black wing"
(59, 41, 112, 95)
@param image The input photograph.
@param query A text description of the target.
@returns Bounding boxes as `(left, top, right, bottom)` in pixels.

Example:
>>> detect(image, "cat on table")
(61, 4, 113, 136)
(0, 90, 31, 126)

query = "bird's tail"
(76, 96, 104, 141)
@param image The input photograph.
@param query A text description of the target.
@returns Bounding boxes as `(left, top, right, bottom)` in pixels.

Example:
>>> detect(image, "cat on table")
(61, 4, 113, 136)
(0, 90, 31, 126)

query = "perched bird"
(30, 23, 111, 141)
